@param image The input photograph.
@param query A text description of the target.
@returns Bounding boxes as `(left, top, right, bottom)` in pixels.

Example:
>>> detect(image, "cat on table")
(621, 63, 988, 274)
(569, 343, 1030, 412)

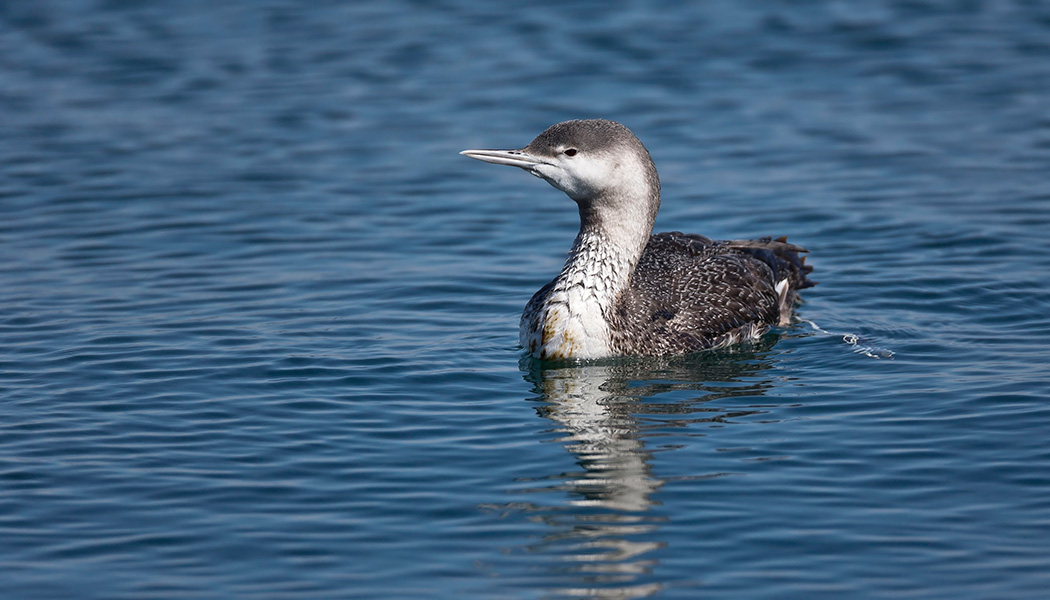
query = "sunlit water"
(2, 2, 1049, 598)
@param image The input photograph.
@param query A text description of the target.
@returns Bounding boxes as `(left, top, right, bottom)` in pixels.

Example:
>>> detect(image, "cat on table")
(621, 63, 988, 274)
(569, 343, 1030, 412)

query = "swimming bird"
(461, 119, 814, 360)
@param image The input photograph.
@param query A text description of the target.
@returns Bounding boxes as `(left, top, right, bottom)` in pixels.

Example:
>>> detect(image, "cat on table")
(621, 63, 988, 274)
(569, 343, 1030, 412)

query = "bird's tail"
(726, 236, 815, 325)
(726, 236, 815, 291)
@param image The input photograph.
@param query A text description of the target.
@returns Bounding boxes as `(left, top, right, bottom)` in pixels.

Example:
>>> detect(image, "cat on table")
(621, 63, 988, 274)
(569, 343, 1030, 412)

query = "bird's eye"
(563, 148, 578, 157)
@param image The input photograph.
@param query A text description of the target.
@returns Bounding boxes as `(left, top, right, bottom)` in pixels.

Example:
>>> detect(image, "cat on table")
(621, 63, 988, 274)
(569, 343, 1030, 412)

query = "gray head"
(461, 120, 661, 228)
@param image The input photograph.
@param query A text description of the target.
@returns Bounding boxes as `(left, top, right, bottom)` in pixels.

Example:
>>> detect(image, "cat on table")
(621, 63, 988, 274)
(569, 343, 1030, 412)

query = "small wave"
(799, 318, 895, 359)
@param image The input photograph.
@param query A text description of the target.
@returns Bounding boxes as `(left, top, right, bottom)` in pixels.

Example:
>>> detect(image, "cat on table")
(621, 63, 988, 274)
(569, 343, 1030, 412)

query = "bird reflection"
(503, 337, 781, 598)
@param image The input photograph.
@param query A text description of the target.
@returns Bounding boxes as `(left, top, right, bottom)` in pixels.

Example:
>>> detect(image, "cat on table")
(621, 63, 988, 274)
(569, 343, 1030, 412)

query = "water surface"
(2, 1, 1050, 598)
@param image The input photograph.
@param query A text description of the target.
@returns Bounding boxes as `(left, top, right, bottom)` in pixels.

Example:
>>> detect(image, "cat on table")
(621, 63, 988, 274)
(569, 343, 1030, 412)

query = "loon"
(461, 119, 814, 360)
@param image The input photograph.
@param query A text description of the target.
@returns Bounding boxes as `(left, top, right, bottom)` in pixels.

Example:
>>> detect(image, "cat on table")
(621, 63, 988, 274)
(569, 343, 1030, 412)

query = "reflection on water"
(501, 339, 782, 598)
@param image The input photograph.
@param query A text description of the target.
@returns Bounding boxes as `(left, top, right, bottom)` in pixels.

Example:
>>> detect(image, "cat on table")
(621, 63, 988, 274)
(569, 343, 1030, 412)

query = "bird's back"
(608, 232, 815, 355)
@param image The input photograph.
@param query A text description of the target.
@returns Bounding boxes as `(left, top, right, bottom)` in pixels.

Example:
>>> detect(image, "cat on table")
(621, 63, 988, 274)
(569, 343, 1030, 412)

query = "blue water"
(2, 1, 1050, 598)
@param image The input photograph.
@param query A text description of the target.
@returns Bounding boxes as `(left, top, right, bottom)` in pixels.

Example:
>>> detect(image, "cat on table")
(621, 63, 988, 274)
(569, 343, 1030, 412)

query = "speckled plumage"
(462, 119, 815, 359)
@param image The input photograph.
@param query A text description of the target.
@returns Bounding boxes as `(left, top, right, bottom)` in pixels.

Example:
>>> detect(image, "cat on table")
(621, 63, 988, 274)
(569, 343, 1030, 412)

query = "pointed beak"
(460, 148, 548, 170)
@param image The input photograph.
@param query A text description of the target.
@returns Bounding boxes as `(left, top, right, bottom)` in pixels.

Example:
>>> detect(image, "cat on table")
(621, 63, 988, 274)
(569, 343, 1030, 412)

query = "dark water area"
(2, 1, 1050, 598)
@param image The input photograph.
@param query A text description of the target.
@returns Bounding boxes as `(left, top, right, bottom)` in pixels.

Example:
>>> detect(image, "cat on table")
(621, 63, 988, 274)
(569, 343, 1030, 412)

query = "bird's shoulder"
(609, 232, 786, 353)
(636, 231, 781, 284)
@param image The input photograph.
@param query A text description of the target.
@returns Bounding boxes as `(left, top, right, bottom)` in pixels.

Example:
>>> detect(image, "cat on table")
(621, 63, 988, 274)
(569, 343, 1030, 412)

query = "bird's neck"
(529, 191, 657, 360)
(556, 223, 645, 303)
(555, 144, 662, 302)
(557, 188, 658, 299)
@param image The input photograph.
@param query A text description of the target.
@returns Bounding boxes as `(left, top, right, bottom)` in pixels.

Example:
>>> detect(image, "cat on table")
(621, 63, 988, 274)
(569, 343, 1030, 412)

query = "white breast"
(523, 288, 613, 360)
(519, 230, 639, 360)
